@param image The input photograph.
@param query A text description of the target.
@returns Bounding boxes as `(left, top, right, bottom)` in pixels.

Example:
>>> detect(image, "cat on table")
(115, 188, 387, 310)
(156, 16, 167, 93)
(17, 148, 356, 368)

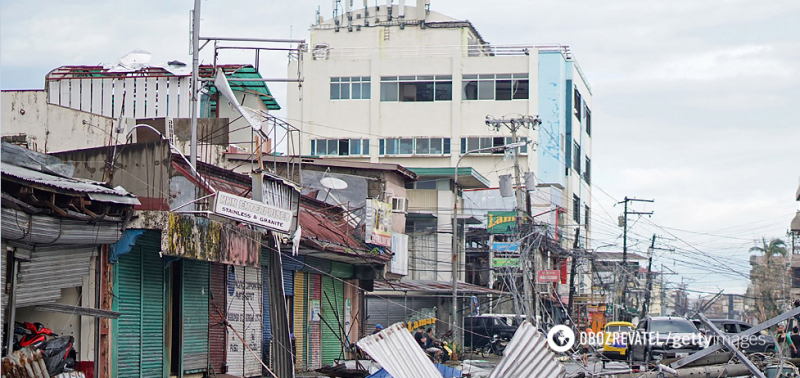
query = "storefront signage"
(388, 233, 409, 275)
(487, 211, 522, 234)
(406, 308, 437, 333)
(214, 191, 293, 233)
(163, 213, 259, 267)
(492, 257, 521, 268)
(310, 300, 321, 322)
(536, 269, 561, 283)
(364, 199, 393, 247)
(491, 242, 520, 253)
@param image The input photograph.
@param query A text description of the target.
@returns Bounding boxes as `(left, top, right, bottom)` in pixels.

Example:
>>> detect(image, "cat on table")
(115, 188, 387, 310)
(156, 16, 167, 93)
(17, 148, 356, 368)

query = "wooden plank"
(167, 77, 179, 117)
(102, 79, 114, 117)
(60, 80, 71, 107)
(48, 81, 59, 104)
(178, 77, 190, 118)
(123, 79, 135, 118)
(69, 79, 81, 110)
(134, 78, 146, 118)
(156, 77, 168, 117)
(91, 79, 103, 115)
(112, 79, 123, 118)
(144, 78, 157, 118)
(80, 79, 92, 112)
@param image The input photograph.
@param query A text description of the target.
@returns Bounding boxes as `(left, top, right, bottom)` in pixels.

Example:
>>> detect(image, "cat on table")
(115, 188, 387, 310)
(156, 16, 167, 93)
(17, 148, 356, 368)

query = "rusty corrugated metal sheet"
(373, 279, 503, 296)
(2, 163, 139, 203)
(357, 323, 443, 378)
(487, 321, 565, 378)
(299, 204, 391, 263)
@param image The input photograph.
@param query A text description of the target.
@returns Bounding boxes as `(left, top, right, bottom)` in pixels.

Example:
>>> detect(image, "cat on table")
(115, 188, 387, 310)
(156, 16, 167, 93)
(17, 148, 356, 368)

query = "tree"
(750, 238, 789, 321)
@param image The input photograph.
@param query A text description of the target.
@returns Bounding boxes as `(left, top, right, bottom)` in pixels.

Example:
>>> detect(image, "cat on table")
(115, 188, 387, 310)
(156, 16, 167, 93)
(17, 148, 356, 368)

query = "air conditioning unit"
(391, 197, 408, 214)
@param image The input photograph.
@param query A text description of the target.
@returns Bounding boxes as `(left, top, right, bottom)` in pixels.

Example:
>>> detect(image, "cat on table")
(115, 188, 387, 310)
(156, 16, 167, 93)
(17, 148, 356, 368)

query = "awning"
(371, 279, 504, 296)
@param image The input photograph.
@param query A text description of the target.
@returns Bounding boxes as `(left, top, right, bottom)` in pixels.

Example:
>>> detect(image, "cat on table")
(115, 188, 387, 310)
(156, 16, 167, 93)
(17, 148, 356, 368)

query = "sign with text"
(487, 211, 523, 234)
(536, 269, 561, 283)
(491, 242, 520, 253)
(492, 257, 521, 268)
(364, 199, 393, 247)
(214, 191, 293, 233)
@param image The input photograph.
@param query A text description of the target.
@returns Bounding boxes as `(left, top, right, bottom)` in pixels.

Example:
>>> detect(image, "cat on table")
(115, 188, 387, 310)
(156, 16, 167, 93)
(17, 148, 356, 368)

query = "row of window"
(461, 137, 529, 154)
(330, 77, 371, 100)
(570, 142, 591, 185)
(311, 138, 370, 156)
(380, 137, 451, 155)
(572, 195, 591, 229)
(574, 86, 592, 136)
(332, 74, 530, 102)
(310, 136, 532, 157)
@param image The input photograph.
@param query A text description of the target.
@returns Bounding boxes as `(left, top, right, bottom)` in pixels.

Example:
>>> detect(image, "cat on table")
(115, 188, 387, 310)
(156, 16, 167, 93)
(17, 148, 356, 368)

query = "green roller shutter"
(182, 259, 209, 373)
(320, 276, 344, 366)
(115, 230, 165, 378)
(330, 262, 354, 279)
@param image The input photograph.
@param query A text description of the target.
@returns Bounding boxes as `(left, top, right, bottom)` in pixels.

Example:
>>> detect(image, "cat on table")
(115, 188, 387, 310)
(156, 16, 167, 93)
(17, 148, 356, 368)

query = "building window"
(312, 138, 370, 156)
(573, 143, 581, 174)
(585, 106, 591, 136)
(460, 136, 528, 154)
(462, 74, 529, 101)
(584, 205, 590, 230)
(380, 75, 452, 102)
(573, 195, 580, 224)
(381, 137, 451, 156)
(330, 77, 371, 100)
(574, 87, 582, 121)
(585, 157, 591, 185)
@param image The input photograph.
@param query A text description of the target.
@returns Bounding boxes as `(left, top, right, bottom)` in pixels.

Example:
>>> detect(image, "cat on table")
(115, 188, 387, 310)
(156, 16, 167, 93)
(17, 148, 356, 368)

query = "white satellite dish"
(320, 177, 348, 190)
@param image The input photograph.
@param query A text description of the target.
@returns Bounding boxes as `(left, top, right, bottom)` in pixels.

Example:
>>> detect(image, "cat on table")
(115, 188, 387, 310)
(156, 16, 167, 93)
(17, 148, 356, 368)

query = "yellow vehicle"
(601, 321, 635, 366)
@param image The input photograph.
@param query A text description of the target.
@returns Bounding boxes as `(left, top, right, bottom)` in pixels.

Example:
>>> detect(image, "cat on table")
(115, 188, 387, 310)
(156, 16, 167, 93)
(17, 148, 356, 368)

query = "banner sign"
(491, 242, 520, 253)
(389, 233, 409, 275)
(163, 213, 259, 267)
(406, 307, 437, 333)
(364, 199, 393, 247)
(492, 257, 521, 268)
(536, 270, 561, 283)
(214, 191, 293, 233)
(487, 211, 520, 234)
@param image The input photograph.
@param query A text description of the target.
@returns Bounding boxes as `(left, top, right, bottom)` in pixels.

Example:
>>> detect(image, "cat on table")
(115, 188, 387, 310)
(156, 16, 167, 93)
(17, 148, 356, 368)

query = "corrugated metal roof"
(487, 321, 565, 378)
(1, 163, 139, 203)
(357, 322, 444, 378)
(45, 64, 280, 110)
(299, 204, 391, 263)
(373, 279, 503, 295)
(408, 167, 490, 189)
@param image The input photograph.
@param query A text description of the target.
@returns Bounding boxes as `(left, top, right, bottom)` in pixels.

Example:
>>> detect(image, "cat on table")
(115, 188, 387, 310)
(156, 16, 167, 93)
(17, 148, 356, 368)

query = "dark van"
(464, 315, 519, 348)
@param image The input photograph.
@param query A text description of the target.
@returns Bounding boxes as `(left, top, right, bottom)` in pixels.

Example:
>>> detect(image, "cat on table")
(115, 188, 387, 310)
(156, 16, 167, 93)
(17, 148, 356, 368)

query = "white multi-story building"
(287, 1, 593, 249)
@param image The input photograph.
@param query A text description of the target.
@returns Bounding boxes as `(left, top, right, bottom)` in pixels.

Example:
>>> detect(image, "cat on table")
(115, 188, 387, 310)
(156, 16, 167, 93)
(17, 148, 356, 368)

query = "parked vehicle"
(705, 319, 776, 354)
(480, 334, 509, 357)
(600, 321, 635, 367)
(464, 315, 519, 349)
(10, 321, 76, 376)
(628, 316, 707, 364)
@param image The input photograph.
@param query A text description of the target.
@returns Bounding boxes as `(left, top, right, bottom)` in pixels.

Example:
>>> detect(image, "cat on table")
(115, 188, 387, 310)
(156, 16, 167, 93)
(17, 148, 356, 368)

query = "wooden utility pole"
(617, 196, 653, 320)
(641, 235, 656, 318)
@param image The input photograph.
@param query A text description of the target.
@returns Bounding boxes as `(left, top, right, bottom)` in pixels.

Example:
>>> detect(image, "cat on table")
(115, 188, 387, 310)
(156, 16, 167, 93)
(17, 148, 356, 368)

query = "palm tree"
(750, 238, 788, 259)
(750, 238, 789, 320)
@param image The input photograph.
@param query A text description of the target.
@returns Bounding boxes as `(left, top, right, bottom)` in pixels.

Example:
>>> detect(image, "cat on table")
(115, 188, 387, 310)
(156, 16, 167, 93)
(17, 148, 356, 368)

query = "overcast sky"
(2, 0, 799, 295)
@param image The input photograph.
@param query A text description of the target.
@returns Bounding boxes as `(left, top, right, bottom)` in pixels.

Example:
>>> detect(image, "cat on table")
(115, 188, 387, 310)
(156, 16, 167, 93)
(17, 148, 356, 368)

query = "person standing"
(791, 327, 800, 358)
(775, 324, 796, 358)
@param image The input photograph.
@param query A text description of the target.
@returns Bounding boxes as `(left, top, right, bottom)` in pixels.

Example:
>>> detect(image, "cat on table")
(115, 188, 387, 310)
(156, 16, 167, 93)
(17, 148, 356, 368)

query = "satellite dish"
(320, 177, 348, 190)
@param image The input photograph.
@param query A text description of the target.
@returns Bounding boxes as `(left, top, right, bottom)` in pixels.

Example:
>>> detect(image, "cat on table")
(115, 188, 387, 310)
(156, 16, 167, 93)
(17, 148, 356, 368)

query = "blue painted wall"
(537, 51, 568, 186)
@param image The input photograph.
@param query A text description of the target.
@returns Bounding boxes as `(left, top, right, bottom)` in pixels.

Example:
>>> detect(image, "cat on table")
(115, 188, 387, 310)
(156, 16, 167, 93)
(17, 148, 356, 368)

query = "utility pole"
(486, 115, 541, 321)
(568, 229, 580, 324)
(617, 196, 654, 320)
(641, 234, 656, 318)
(190, 0, 201, 169)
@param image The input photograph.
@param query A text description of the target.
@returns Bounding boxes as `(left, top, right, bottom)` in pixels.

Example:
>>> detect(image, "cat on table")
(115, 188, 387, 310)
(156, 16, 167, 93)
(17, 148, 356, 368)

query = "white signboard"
(389, 233, 409, 275)
(214, 191, 293, 233)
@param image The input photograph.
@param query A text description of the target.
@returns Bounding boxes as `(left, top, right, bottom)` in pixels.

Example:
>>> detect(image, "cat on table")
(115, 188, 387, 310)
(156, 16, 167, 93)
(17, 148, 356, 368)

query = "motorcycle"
(480, 334, 509, 357)
(10, 321, 76, 376)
